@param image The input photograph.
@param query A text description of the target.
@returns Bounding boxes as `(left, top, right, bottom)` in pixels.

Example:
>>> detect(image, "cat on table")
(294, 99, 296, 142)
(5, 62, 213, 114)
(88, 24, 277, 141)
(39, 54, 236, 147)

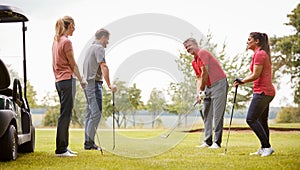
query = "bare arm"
(66, 50, 87, 88)
(196, 65, 208, 102)
(100, 62, 111, 87)
(100, 62, 117, 92)
(66, 50, 83, 82)
(234, 64, 263, 86)
(200, 65, 208, 91)
(196, 76, 202, 95)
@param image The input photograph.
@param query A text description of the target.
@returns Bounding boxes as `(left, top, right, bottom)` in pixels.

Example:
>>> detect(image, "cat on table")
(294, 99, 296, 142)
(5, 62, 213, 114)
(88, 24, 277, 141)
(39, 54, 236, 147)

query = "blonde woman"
(52, 16, 86, 157)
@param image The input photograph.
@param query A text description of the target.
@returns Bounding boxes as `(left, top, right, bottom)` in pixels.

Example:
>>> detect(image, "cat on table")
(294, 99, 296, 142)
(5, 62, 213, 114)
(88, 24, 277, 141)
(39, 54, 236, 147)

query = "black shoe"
(85, 144, 101, 151)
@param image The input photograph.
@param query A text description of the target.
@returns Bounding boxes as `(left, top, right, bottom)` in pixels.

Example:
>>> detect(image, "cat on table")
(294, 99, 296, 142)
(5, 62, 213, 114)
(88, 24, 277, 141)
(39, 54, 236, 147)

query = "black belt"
(96, 80, 103, 84)
(87, 79, 103, 84)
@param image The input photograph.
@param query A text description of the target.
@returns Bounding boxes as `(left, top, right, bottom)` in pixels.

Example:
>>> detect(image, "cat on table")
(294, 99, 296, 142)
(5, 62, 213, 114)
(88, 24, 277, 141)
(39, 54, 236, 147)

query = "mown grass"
(0, 127, 300, 170)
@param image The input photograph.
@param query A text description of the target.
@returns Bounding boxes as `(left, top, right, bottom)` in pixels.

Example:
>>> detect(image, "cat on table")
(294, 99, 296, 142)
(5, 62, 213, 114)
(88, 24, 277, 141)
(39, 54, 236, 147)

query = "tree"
(217, 44, 253, 109)
(42, 85, 87, 127)
(41, 92, 60, 127)
(270, 3, 300, 104)
(165, 42, 197, 125)
(166, 82, 192, 127)
(72, 83, 86, 127)
(276, 106, 300, 123)
(102, 86, 113, 119)
(26, 81, 38, 108)
(146, 88, 166, 128)
(109, 80, 132, 128)
(128, 83, 144, 127)
(7, 65, 39, 108)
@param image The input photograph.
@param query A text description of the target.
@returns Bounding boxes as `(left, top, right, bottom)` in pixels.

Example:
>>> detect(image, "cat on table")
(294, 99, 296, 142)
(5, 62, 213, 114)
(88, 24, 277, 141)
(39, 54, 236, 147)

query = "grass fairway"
(0, 128, 299, 170)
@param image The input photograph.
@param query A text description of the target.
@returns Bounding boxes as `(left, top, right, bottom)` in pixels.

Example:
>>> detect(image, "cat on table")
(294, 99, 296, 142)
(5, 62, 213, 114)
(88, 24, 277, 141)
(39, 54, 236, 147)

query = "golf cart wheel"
(0, 125, 18, 161)
(18, 126, 35, 153)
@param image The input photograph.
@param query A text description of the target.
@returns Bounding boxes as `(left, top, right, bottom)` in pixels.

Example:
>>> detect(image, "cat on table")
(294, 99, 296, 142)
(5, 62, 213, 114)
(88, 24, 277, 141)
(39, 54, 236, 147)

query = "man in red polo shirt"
(184, 38, 228, 149)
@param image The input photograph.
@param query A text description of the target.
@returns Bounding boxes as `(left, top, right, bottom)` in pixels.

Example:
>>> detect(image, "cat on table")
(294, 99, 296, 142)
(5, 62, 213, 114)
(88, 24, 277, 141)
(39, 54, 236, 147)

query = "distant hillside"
(224, 107, 280, 119)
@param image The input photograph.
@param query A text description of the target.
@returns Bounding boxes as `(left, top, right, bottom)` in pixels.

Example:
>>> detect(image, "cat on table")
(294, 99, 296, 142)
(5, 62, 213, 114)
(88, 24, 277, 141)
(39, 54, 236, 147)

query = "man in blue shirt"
(83, 28, 117, 150)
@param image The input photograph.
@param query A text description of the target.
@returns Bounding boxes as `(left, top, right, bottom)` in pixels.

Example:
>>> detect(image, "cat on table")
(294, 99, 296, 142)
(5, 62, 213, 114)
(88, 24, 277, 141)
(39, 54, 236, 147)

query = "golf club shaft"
(112, 92, 116, 150)
(224, 86, 238, 154)
(162, 100, 199, 138)
(199, 110, 204, 121)
(95, 127, 103, 155)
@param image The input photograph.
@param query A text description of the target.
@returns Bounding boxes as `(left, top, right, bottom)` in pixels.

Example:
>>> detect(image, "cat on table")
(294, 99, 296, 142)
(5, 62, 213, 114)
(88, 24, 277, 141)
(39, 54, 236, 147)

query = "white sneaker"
(196, 143, 210, 148)
(250, 148, 264, 156)
(261, 147, 274, 157)
(56, 151, 77, 157)
(67, 148, 78, 155)
(209, 143, 220, 149)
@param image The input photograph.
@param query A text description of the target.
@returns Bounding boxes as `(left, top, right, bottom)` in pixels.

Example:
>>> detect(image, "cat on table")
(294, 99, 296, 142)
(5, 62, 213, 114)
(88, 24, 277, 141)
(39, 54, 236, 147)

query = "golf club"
(95, 127, 104, 155)
(197, 108, 206, 147)
(222, 85, 238, 155)
(112, 91, 116, 150)
(198, 92, 206, 121)
(199, 109, 204, 121)
(160, 100, 199, 139)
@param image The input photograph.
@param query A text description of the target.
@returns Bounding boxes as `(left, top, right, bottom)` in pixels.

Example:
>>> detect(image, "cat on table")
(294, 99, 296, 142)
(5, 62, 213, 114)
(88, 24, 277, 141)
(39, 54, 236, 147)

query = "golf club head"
(160, 134, 169, 139)
(218, 153, 226, 156)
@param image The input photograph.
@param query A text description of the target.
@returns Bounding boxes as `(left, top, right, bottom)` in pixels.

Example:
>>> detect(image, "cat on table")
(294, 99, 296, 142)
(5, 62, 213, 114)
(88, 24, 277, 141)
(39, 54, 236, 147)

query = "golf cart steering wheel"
(13, 79, 23, 107)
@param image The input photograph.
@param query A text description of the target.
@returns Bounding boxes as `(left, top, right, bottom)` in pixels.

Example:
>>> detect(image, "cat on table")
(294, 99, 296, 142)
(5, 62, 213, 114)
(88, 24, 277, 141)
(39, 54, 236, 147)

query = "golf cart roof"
(0, 5, 28, 23)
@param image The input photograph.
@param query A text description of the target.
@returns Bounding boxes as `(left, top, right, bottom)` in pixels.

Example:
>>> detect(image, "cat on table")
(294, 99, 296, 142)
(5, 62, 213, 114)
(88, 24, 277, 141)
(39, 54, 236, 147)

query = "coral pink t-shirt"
(52, 35, 74, 82)
(250, 48, 276, 96)
(192, 49, 226, 87)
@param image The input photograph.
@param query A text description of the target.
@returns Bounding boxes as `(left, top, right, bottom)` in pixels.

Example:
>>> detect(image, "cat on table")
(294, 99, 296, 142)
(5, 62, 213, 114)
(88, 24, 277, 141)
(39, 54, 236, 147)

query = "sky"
(0, 0, 299, 107)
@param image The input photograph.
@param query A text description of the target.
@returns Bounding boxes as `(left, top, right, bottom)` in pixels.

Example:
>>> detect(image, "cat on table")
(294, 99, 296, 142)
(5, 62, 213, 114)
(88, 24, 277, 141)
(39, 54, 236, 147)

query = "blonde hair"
(54, 16, 74, 41)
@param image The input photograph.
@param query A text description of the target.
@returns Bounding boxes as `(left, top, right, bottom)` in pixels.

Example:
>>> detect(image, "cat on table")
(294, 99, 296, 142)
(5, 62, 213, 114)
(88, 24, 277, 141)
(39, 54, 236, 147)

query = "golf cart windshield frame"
(0, 5, 30, 111)
(0, 5, 28, 23)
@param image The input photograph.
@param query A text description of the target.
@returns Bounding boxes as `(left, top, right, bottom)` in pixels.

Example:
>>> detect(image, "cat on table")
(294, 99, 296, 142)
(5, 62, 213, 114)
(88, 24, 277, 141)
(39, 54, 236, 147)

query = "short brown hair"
(183, 38, 198, 45)
(95, 28, 110, 40)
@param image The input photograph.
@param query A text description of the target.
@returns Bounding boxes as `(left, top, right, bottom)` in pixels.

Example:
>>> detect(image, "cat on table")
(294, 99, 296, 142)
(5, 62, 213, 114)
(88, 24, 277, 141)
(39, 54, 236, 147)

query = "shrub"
(276, 106, 300, 123)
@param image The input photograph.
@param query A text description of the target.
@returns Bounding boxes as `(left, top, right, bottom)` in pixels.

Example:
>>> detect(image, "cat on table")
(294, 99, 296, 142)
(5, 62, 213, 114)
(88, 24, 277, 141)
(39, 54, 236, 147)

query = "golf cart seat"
(0, 59, 23, 108)
(0, 58, 15, 132)
(0, 59, 10, 91)
(0, 59, 12, 109)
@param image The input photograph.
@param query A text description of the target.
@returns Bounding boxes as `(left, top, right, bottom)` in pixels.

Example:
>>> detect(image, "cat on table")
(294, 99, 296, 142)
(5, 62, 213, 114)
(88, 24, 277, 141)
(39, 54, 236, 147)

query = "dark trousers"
(55, 78, 76, 154)
(246, 93, 274, 148)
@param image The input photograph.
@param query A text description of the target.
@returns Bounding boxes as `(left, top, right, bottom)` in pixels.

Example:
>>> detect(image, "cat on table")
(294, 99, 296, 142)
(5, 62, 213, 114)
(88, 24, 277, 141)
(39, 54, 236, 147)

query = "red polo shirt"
(192, 49, 226, 86)
(250, 48, 276, 96)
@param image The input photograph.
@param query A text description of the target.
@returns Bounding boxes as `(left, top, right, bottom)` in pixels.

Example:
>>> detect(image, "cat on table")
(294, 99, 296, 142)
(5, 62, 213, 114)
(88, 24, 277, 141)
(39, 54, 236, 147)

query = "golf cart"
(0, 5, 35, 161)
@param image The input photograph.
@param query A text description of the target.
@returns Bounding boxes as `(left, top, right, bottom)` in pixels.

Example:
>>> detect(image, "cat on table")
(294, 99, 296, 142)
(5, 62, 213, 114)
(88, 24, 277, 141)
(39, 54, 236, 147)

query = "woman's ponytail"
(54, 16, 74, 41)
